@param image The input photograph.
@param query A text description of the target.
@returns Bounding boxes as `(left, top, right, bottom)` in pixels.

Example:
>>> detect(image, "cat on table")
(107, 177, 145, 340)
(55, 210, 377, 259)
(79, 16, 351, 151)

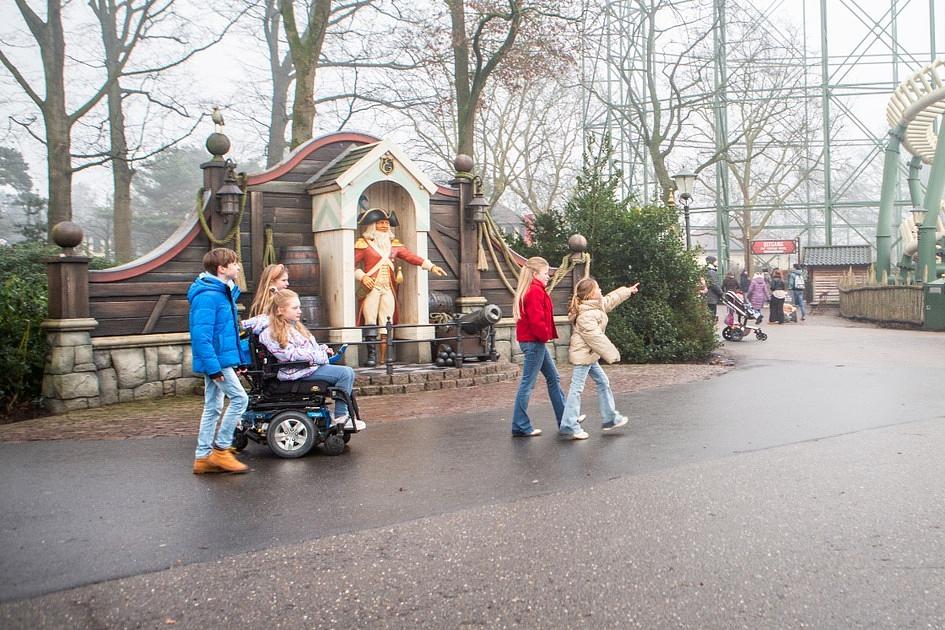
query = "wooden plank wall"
(88, 140, 361, 337)
(811, 267, 869, 304)
(426, 193, 573, 318)
(86, 137, 566, 336)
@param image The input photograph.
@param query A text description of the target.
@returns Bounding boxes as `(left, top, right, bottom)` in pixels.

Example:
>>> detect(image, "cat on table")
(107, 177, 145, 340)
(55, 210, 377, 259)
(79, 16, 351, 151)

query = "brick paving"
(0, 361, 728, 443)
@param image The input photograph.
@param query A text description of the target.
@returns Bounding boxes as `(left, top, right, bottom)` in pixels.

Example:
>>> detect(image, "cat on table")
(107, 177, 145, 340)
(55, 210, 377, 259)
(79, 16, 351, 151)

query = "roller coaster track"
(886, 60, 945, 166)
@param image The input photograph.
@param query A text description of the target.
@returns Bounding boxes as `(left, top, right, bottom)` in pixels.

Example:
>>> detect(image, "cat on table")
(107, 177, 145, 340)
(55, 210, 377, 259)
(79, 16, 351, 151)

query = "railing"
(305, 319, 498, 375)
(839, 285, 924, 325)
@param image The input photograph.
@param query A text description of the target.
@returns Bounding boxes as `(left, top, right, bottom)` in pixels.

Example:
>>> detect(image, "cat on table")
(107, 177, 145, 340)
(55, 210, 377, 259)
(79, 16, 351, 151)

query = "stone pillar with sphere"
(41, 222, 101, 413)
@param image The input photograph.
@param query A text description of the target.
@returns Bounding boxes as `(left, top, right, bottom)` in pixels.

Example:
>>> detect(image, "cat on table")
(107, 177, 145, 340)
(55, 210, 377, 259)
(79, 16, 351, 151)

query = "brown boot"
(207, 447, 249, 473)
(193, 456, 223, 474)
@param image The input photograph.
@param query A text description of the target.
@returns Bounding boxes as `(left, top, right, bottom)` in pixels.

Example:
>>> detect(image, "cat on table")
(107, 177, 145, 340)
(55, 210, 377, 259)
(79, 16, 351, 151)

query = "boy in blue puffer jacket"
(188, 248, 252, 474)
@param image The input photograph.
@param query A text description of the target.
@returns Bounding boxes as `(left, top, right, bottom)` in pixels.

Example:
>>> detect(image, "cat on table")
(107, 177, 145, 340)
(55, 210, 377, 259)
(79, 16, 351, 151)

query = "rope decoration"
(262, 226, 277, 267)
(547, 251, 591, 294)
(473, 210, 592, 295)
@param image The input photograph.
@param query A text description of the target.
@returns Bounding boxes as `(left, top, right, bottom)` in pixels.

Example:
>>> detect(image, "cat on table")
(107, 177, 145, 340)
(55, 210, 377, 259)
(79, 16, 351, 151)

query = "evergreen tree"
(506, 134, 717, 362)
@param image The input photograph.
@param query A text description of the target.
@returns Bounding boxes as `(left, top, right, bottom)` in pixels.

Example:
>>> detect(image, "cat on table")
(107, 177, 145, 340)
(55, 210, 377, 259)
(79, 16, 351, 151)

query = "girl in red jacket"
(511, 257, 566, 436)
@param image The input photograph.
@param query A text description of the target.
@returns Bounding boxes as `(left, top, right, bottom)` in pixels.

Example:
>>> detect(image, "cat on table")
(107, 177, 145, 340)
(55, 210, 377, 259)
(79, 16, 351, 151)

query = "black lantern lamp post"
(216, 159, 244, 224)
(673, 172, 696, 250)
(467, 176, 490, 224)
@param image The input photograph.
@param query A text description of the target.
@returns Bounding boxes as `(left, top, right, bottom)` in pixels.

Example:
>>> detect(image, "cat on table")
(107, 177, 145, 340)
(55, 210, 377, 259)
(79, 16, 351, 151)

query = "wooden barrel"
(299, 295, 324, 328)
(281, 245, 320, 295)
(428, 290, 455, 314)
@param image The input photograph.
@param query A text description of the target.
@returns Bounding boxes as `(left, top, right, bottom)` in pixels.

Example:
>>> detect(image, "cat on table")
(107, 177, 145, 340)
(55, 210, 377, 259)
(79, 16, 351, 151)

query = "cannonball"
(51, 221, 83, 249)
(453, 154, 474, 173)
(568, 234, 588, 253)
(206, 132, 231, 157)
(436, 358, 446, 367)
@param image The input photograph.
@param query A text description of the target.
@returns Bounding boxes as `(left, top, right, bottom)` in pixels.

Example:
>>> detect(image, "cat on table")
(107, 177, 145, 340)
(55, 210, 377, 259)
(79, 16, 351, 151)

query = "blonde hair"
(568, 277, 599, 323)
(266, 289, 313, 348)
(249, 264, 288, 317)
(512, 257, 550, 321)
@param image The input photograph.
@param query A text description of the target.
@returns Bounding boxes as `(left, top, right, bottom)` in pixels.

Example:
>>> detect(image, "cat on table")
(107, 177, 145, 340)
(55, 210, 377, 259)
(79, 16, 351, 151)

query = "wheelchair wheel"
(266, 411, 316, 458)
(231, 429, 249, 452)
(323, 433, 346, 456)
(755, 331, 768, 341)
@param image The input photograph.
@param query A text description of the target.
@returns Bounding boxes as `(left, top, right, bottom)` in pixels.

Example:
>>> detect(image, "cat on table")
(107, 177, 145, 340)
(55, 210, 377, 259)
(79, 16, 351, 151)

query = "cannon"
(457, 304, 502, 334)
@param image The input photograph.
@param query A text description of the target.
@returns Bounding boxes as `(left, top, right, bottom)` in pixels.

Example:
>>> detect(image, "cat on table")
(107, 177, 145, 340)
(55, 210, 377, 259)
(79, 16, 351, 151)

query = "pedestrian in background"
(705, 256, 724, 322)
(558, 278, 638, 440)
(739, 268, 750, 293)
(769, 270, 787, 324)
(789, 263, 807, 321)
(511, 257, 566, 437)
(746, 271, 770, 315)
(722, 271, 739, 292)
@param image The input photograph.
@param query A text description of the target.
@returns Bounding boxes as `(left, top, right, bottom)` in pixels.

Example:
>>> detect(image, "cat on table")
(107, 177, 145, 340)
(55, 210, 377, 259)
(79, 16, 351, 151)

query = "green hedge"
(0, 242, 113, 414)
(508, 135, 717, 363)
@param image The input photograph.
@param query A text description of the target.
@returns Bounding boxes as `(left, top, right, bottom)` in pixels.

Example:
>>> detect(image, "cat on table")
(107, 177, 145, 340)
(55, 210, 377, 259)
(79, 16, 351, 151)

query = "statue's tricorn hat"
(358, 207, 399, 228)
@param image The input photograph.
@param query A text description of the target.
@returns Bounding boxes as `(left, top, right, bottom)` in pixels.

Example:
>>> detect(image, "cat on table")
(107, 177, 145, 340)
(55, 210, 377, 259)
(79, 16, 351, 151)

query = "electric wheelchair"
(232, 333, 363, 458)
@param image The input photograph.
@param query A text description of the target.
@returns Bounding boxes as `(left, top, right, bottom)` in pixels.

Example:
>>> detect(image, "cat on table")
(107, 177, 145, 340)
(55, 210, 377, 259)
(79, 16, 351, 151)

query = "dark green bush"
(510, 135, 718, 363)
(0, 275, 48, 413)
(0, 242, 112, 414)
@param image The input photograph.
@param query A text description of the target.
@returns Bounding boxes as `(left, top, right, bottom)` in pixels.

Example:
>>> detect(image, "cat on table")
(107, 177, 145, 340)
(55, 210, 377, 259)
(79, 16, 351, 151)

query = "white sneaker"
(577, 414, 587, 424)
(602, 415, 629, 431)
(571, 431, 590, 440)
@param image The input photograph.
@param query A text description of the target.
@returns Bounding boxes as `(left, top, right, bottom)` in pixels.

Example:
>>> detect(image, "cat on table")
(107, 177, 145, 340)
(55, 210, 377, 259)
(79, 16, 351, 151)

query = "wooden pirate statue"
(355, 207, 446, 363)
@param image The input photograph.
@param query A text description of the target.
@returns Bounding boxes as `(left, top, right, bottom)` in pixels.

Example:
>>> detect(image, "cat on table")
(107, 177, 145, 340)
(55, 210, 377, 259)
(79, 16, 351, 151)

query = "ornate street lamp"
(911, 206, 927, 227)
(673, 172, 696, 249)
(467, 176, 490, 224)
(216, 159, 243, 223)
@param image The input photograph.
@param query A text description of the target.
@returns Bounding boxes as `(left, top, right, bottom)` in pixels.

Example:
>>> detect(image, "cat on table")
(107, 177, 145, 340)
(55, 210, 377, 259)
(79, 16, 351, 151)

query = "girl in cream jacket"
(558, 277, 639, 439)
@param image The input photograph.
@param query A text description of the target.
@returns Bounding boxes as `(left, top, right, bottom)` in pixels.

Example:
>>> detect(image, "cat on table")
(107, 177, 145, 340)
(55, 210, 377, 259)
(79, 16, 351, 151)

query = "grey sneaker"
(602, 415, 629, 431)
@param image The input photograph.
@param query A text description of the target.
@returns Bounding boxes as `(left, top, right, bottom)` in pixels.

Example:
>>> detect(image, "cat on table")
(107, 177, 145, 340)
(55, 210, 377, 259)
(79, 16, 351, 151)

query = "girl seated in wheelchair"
(259, 289, 366, 431)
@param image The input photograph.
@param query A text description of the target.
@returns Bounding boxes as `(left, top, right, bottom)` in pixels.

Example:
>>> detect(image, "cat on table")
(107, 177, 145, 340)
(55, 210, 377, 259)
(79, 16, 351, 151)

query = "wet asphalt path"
(1, 320, 943, 604)
(0, 318, 943, 626)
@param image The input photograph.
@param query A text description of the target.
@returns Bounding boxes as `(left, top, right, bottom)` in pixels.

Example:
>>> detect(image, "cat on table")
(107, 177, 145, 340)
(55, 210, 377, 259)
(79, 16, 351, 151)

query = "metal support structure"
(713, 0, 731, 271)
(907, 156, 924, 207)
(918, 121, 945, 282)
(581, 0, 939, 256)
(875, 125, 905, 280)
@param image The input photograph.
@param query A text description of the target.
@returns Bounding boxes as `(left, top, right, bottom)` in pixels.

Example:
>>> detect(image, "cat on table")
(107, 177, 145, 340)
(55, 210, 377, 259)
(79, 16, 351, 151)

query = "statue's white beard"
(370, 229, 393, 258)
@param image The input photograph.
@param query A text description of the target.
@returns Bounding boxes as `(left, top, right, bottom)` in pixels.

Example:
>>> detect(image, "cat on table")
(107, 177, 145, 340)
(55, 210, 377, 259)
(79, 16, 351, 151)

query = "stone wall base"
(42, 322, 573, 412)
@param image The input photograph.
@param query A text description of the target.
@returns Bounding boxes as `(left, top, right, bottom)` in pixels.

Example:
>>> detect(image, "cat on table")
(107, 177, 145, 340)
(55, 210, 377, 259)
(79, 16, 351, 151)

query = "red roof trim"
(90, 218, 203, 283)
(246, 131, 379, 186)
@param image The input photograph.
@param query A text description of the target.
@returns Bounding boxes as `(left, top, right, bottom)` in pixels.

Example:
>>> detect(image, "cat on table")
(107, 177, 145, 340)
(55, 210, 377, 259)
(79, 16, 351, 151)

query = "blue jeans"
(792, 289, 806, 318)
(560, 362, 618, 434)
(196, 367, 249, 458)
(512, 341, 566, 434)
(300, 364, 355, 418)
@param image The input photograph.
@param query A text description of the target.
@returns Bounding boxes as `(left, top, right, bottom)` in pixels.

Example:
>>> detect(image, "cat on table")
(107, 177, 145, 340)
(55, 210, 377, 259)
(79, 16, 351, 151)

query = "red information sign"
(750, 239, 796, 255)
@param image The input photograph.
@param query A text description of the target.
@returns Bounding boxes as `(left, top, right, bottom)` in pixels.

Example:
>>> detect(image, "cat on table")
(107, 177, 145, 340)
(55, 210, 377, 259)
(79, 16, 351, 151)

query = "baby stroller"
(721, 290, 768, 341)
(231, 333, 364, 458)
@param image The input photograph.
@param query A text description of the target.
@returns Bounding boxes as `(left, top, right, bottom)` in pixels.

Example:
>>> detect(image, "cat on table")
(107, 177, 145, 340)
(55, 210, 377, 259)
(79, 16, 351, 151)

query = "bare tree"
(88, 0, 236, 261)
(1, 0, 134, 236)
(691, 28, 824, 270)
(583, 0, 746, 202)
(446, 0, 578, 158)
